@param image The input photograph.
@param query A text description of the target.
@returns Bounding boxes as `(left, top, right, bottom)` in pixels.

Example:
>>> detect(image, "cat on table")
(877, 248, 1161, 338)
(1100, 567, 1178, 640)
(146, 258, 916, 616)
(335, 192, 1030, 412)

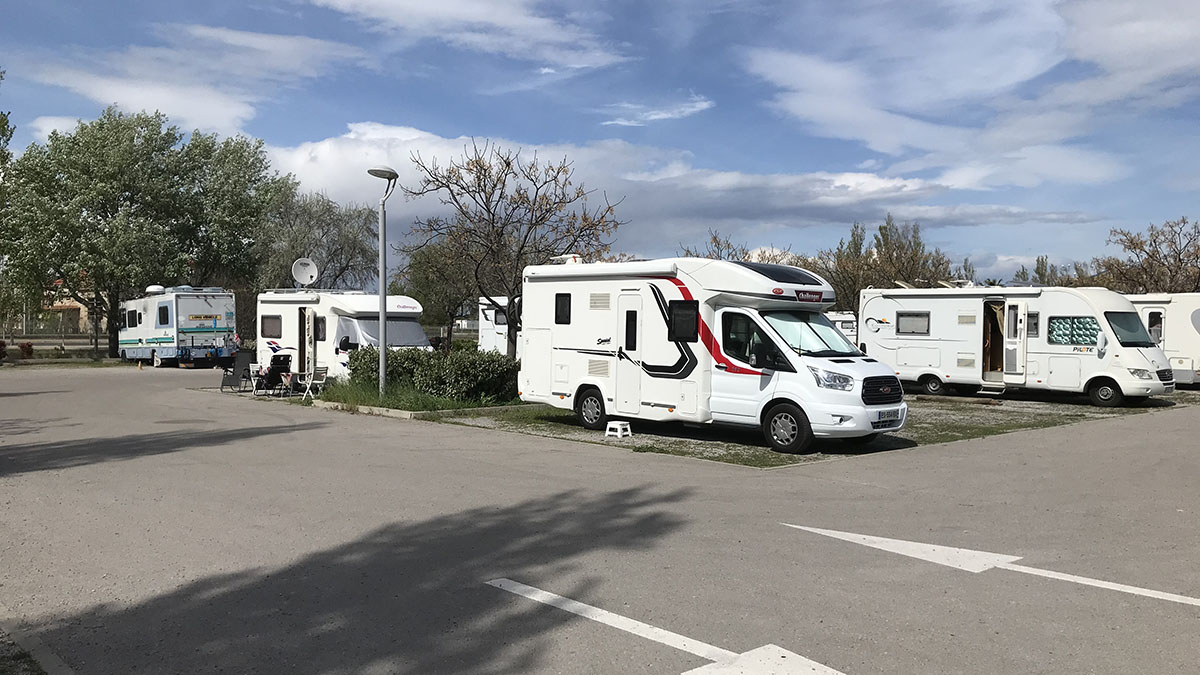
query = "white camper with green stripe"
(118, 285, 237, 367)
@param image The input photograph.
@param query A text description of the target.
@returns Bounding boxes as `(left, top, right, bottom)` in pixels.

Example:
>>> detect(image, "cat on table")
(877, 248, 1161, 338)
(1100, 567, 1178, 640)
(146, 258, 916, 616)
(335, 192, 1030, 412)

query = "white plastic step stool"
(605, 421, 632, 438)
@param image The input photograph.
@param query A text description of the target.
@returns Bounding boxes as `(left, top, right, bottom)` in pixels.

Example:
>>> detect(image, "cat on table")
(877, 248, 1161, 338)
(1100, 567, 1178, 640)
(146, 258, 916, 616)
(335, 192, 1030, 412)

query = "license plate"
(877, 408, 901, 421)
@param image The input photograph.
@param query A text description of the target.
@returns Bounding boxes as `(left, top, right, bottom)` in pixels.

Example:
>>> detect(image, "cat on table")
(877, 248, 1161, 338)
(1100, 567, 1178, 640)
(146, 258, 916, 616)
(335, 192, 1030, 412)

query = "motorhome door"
(1003, 300, 1027, 385)
(615, 294, 642, 415)
(299, 307, 316, 374)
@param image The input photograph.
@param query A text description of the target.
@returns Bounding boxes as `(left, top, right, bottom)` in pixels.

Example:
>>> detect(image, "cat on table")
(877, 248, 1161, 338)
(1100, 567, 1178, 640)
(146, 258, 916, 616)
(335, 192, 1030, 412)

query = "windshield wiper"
(797, 348, 859, 357)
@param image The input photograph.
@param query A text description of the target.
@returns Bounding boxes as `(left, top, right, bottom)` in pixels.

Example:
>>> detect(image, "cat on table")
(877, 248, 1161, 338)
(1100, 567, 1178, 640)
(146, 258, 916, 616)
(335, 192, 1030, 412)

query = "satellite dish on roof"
(291, 258, 318, 287)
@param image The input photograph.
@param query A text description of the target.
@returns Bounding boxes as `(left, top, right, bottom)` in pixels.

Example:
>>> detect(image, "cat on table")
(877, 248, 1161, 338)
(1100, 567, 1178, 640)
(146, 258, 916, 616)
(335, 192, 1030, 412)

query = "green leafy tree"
(403, 140, 623, 357)
(1010, 266, 1030, 284)
(812, 223, 874, 314)
(390, 238, 476, 349)
(871, 215, 952, 287)
(952, 257, 976, 283)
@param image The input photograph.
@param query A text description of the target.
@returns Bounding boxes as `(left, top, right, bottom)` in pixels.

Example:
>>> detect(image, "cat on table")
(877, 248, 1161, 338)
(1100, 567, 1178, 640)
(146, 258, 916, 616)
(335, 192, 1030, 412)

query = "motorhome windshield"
(1104, 311, 1156, 348)
(761, 310, 859, 357)
(356, 317, 429, 347)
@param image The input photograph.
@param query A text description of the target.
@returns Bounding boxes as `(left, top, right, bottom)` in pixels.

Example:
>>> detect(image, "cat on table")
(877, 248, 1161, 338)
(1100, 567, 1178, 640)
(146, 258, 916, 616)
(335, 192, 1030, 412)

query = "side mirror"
(338, 336, 356, 352)
(1096, 332, 1107, 355)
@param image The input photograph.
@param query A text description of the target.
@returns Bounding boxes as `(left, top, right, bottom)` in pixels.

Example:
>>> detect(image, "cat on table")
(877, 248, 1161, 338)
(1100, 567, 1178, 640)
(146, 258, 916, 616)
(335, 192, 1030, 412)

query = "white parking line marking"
(783, 523, 1200, 608)
(487, 578, 847, 674)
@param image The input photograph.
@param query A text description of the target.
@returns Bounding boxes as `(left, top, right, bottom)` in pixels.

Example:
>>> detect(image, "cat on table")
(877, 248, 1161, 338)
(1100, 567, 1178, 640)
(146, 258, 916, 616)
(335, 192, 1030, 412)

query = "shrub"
(0, 340, 6, 361)
(348, 346, 520, 403)
(18, 342, 33, 359)
(451, 338, 478, 352)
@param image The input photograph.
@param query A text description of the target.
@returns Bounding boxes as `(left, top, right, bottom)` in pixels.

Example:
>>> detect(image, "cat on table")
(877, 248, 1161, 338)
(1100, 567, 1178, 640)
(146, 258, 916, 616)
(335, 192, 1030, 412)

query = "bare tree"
(679, 229, 793, 263)
(1092, 217, 1200, 292)
(402, 141, 622, 357)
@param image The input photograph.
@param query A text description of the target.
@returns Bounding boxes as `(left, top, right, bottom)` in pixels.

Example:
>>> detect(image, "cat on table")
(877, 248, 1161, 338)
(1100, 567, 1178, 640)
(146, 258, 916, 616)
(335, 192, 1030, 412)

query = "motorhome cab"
(517, 258, 906, 453)
(1126, 293, 1200, 384)
(256, 290, 428, 378)
(118, 285, 236, 367)
(478, 296, 522, 356)
(859, 286, 1175, 406)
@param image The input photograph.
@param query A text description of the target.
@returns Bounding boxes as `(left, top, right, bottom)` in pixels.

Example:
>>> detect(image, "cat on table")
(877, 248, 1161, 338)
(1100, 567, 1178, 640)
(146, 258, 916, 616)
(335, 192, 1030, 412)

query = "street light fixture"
(368, 165, 399, 397)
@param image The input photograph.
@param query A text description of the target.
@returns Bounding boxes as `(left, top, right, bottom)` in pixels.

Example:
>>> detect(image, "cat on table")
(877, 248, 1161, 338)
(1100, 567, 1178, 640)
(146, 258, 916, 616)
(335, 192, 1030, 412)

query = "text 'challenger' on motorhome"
(517, 257, 906, 453)
(858, 286, 1175, 406)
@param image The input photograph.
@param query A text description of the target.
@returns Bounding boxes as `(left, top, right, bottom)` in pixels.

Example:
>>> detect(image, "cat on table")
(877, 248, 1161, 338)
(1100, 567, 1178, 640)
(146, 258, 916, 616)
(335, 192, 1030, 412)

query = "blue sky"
(3, 0, 1198, 279)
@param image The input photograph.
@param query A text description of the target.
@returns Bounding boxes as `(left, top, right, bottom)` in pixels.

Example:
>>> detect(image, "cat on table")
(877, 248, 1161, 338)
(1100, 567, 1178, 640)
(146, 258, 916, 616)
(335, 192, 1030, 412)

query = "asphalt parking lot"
(2, 367, 1199, 674)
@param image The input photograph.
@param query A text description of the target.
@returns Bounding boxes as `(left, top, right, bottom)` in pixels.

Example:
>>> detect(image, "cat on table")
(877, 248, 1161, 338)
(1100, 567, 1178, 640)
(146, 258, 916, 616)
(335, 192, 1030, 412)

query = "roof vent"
(145, 285, 166, 294)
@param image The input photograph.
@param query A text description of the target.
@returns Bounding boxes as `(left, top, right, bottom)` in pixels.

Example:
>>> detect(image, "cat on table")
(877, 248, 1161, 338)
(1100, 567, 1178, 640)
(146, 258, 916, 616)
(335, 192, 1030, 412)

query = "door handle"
(715, 363, 728, 370)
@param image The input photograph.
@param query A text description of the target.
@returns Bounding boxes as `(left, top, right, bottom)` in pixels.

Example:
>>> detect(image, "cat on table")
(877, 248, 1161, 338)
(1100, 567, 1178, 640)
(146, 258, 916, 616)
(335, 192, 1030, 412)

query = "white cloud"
(28, 25, 365, 134)
(267, 121, 1095, 255)
(744, 0, 1200, 190)
(601, 95, 715, 127)
(28, 116, 82, 141)
(309, 0, 626, 69)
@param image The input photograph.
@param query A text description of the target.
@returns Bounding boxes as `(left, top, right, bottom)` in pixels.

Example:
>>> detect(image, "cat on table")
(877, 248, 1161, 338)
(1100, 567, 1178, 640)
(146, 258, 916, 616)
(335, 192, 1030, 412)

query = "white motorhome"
(118, 285, 236, 367)
(826, 311, 857, 345)
(859, 286, 1175, 405)
(256, 290, 428, 379)
(478, 297, 521, 356)
(518, 258, 907, 453)
(1126, 293, 1200, 384)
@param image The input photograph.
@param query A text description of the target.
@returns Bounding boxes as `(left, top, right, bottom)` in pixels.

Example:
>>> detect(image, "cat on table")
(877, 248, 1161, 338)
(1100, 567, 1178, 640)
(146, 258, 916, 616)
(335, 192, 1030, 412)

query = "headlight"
(1127, 368, 1152, 380)
(808, 366, 854, 390)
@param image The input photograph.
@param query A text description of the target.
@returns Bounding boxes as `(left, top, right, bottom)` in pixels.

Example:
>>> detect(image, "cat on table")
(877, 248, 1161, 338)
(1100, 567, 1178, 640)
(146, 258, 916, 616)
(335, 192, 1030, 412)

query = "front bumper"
(1118, 378, 1172, 396)
(807, 400, 908, 437)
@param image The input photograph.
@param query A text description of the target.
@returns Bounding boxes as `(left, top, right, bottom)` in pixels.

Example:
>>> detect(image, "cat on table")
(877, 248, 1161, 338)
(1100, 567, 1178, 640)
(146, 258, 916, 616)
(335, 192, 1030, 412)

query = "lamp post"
(367, 165, 399, 398)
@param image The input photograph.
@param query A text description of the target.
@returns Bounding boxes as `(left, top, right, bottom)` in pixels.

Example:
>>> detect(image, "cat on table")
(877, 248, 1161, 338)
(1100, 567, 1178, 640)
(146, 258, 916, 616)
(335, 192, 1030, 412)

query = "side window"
(554, 293, 571, 325)
(667, 300, 699, 343)
(136, 312, 143, 327)
(896, 311, 930, 336)
(1027, 312, 1040, 338)
(261, 315, 283, 339)
(624, 310, 637, 350)
(314, 317, 327, 342)
(1147, 311, 1163, 344)
(1047, 316, 1099, 345)
(721, 313, 790, 370)
(157, 304, 170, 327)
(494, 309, 508, 326)
(1006, 305, 1019, 339)
(118, 311, 127, 330)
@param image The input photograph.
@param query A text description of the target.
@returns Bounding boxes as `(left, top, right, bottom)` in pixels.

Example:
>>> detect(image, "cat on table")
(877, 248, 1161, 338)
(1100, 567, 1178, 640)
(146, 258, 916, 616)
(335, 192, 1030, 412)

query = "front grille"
(862, 375, 904, 405)
(1158, 369, 1174, 382)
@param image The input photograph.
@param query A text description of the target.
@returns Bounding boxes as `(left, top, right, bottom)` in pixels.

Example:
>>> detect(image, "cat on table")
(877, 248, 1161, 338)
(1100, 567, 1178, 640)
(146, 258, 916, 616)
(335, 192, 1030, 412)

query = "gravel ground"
(435, 387, 1200, 468)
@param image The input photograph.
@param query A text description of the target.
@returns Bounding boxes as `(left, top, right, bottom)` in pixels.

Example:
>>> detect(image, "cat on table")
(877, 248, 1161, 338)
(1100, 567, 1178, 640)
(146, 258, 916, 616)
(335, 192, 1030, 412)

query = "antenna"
(291, 258, 319, 287)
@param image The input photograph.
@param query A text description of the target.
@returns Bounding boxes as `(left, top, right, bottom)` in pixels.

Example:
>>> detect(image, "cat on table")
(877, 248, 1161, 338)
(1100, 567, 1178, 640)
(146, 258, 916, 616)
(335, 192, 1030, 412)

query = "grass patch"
(429, 388, 1200, 468)
(319, 380, 520, 412)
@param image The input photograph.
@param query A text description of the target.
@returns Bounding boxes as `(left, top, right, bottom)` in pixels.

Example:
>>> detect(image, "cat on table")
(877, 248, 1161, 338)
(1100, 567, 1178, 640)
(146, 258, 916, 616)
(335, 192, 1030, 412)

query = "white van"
(118, 285, 236, 367)
(256, 290, 428, 379)
(826, 311, 857, 345)
(518, 258, 907, 453)
(859, 286, 1175, 405)
(1126, 293, 1200, 384)
(478, 296, 522, 357)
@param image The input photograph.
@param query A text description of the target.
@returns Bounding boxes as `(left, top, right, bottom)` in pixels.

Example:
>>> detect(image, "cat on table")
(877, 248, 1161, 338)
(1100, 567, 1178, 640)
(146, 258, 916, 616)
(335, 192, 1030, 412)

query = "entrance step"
(977, 384, 1006, 396)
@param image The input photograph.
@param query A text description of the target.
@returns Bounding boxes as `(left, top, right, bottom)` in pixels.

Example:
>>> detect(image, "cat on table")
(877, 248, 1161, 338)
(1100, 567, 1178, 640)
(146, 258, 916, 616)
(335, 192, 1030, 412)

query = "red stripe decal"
(644, 275, 761, 375)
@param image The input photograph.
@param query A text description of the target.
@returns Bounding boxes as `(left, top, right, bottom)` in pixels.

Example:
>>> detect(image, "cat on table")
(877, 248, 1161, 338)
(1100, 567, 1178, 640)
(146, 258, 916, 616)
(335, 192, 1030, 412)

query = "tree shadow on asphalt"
(0, 417, 80, 437)
(31, 485, 692, 674)
(0, 423, 325, 477)
(0, 390, 71, 398)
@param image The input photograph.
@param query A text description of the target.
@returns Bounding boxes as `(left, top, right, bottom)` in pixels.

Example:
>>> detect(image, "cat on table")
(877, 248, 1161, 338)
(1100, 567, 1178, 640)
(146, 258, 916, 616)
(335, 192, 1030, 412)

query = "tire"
(577, 388, 608, 431)
(920, 375, 945, 395)
(842, 433, 879, 447)
(1088, 378, 1124, 407)
(762, 402, 814, 454)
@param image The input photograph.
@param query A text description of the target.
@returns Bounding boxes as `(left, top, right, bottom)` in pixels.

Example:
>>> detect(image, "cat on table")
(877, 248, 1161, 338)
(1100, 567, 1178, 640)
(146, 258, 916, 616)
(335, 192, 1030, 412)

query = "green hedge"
(347, 347, 520, 403)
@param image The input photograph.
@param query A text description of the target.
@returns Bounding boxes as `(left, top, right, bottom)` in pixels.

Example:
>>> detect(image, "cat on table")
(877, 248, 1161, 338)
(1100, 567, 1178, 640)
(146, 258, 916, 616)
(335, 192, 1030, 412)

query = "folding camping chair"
(219, 351, 254, 393)
(254, 354, 292, 397)
(298, 366, 328, 401)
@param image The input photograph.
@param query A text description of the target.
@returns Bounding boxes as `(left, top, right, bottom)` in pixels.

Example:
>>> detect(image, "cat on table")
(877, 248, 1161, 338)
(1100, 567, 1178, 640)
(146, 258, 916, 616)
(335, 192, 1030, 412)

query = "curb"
(310, 400, 545, 420)
(0, 601, 76, 675)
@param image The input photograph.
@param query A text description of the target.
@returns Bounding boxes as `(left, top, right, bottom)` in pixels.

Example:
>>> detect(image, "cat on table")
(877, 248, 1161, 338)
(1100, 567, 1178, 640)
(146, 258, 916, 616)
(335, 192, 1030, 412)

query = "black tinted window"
(555, 293, 571, 325)
(732, 261, 820, 285)
(261, 315, 282, 339)
(625, 310, 637, 350)
(315, 317, 327, 342)
(667, 300, 699, 342)
(157, 305, 169, 326)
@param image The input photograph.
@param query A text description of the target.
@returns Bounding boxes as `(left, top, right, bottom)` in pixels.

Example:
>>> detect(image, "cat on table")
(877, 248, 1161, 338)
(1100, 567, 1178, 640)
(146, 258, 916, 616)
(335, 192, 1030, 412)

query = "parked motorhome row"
(1127, 293, 1200, 384)
(517, 258, 906, 453)
(858, 286, 1174, 406)
(119, 286, 237, 367)
(256, 290, 429, 379)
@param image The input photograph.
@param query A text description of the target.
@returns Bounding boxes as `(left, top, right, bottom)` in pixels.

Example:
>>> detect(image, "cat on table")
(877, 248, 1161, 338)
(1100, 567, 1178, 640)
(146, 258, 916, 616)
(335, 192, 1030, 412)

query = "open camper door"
(299, 307, 316, 374)
(1003, 300, 1027, 385)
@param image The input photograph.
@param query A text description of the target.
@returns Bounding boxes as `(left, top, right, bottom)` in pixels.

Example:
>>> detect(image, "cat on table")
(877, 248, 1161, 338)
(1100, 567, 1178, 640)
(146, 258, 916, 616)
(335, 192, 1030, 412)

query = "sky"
(2, 0, 1198, 280)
